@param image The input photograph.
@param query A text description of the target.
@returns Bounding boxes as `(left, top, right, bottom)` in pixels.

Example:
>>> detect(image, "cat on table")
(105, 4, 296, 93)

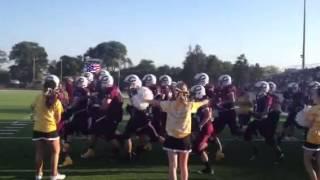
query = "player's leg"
(226, 110, 242, 136)
(178, 152, 190, 180)
(304, 150, 317, 180)
(167, 151, 178, 180)
(34, 140, 45, 179)
(244, 120, 259, 160)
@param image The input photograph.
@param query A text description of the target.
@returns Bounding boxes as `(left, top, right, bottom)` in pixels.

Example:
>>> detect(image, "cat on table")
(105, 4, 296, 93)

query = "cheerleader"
(146, 82, 209, 180)
(303, 87, 320, 180)
(31, 75, 66, 180)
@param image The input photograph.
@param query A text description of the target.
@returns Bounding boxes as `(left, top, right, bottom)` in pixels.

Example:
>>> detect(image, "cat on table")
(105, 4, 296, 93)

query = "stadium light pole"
(301, 0, 306, 69)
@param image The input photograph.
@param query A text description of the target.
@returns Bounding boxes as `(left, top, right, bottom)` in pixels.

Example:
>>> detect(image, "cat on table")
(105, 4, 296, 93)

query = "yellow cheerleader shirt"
(160, 101, 205, 138)
(32, 94, 64, 133)
(306, 105, 320, 145)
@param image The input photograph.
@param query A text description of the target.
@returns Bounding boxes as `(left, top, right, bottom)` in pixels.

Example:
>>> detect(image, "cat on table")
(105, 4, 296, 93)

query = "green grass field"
(0, 90, 309, 180)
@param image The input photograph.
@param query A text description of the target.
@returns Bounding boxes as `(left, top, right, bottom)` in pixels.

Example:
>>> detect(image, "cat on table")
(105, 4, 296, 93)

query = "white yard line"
(11, 124, 28, 126)
(0, 168, 152, 173)
(0, 132, 15, 135)
(0, 136, 304, 142)
(4, 126, 25, 129)
(0, 129, 18, 132)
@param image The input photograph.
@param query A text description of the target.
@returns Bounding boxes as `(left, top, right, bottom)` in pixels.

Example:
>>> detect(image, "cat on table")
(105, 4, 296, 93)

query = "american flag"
(84, 62, 101, 73)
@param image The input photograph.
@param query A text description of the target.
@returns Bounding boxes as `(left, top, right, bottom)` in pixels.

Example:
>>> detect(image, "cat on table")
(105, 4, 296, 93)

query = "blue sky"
(0, 0, 319, 68)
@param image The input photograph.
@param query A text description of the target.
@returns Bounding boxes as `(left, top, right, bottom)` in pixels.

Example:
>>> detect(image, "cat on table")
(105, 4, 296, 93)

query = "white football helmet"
(76, 76, 89, 88)
(124, 74, 142, 89)
(159, 75, 172, 86)
(194, 73, 209, 86)
(309, 81, 320, 90)
(190, 85, 206, 100)
(268, 81, 277, 93)
(100, 74, 114, 88)
(99, 70, 111, 80)
(218, 74, 232, 87)
(142, 74, 157, 86)
(44, 74, 60, 89)
(255, 81, 270, 94)
(288, 82, 299, 92)
(83, 72, 94, 82)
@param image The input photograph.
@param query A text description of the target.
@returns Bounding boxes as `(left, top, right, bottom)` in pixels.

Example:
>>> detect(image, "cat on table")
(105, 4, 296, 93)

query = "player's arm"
(199, 107, 212, 129)
(144, 99, 161, 107)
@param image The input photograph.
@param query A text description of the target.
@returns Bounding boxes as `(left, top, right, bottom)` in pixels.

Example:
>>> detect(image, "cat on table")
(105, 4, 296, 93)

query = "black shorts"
(32, 130, 59, 141)
(163, 135, 192, 153)
(303, 142, 320, 151)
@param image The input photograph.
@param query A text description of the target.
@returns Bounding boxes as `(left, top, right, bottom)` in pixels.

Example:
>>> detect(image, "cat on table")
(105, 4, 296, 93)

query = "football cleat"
(197, 168, 214, 175)
(59, 156, 73, 168)
(81, 148, 95, 159)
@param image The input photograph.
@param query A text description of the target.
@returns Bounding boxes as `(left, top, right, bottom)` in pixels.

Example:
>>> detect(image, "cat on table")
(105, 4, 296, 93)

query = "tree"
(9, 41, 48, 82)
(263, 65, 281, 77)
(135, 59, 156, 72)
(48, 56, 84, 77)
(180, 45, 207, 85)
(121, 57, 133, 69)
(232, 54, 250, 87)
(85, 41, 127, 71)
(0, 50, 8, 68)
(249, 63, 264, 83)
(57, 55, 84, 77)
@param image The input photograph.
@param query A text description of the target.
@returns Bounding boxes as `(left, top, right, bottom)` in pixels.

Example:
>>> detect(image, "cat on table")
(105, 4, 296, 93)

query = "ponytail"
(43, 81, 58, 108)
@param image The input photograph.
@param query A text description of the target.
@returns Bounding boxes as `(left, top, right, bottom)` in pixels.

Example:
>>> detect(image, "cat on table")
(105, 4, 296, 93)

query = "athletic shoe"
(81, 148, 95, 159)
(50, 173, 66, 180)
(215, 151, 225, 161)
(197, 168, 214, 175)
(274, 153, 284, 164)
(59, 156, 73, 167)
(249, 155, 256, 161)
(35, 175, 42, 180)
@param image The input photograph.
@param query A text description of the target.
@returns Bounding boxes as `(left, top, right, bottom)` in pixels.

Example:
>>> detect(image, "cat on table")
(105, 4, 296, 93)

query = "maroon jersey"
(65, 82, 73, 103)
(160, 85, 172, 100)
(57, 89, 69, 108)
(195, 105, 213, 129)
(216, 85, 236, 110)
(73, 87, 90, 110)
(204, 84, 215, 99)
(269, 93, 281, 112)
(255, 94, 272, 114)
(88, 82, 97, 93)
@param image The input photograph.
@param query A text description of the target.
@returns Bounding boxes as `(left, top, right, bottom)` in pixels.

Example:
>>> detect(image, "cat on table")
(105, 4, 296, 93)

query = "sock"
(204, 161, 211, 170)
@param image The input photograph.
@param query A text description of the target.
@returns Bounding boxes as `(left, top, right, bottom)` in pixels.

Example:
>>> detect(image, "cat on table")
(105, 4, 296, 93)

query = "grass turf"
(0, 90, 309, 180)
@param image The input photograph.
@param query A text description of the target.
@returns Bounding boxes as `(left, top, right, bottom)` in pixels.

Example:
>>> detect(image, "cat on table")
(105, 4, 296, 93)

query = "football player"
(244, 81, 283, 163)
(278, 82, 306, 142)
(122, 74, 160, 160)
(59, 76, 90, 167)
(81, 74, 123, 159)
(214, 75, 241, 136)
(190, 85, 223, 175)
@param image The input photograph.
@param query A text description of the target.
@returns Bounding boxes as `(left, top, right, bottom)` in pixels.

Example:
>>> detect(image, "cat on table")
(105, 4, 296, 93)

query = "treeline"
(0, 41, 280, 87)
